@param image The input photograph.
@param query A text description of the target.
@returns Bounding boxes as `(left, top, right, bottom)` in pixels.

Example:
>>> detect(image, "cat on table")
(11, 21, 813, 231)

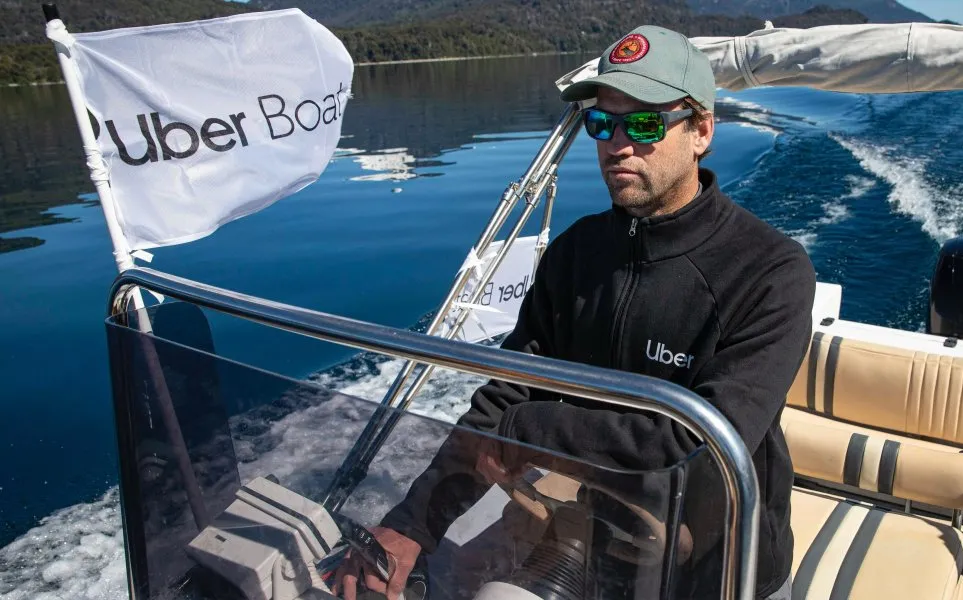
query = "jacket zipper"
(611, 217, 640, 368)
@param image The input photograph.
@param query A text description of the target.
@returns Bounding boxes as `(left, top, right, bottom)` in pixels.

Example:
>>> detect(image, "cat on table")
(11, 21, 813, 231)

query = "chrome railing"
(108, 266, 760, 600)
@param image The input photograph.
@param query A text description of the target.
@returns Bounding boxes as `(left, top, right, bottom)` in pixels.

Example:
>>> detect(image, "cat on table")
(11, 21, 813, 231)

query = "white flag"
(67, 9, 353, 250)
(440, 236, 540, 343)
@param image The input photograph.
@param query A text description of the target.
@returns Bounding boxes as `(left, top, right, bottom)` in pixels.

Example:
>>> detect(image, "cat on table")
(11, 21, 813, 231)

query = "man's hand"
(332, 527, 421, 600)
(475, 436, 531, 485)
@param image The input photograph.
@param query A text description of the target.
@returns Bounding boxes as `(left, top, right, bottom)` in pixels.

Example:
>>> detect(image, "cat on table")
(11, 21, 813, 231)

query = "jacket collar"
(610, 168, 732, 262)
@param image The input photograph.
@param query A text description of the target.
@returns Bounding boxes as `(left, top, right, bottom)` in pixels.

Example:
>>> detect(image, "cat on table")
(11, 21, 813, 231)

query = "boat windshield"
(105, 301, 729, 600)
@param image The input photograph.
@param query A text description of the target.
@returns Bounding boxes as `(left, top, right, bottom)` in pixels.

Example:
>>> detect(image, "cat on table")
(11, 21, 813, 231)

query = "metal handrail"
(108, 266, 760, 600)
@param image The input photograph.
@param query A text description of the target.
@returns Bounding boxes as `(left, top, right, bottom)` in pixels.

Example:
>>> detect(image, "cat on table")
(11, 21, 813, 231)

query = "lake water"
(1, 53, 963, 598)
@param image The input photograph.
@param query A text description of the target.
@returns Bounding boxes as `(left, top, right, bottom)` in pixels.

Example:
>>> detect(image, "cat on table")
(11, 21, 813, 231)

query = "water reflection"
(341, 54, 590, 155)
(0, 52, 756, 253)
(0, 85, 91, 252)
(336, 146, 420, 182)
(0, 54, 596, 253)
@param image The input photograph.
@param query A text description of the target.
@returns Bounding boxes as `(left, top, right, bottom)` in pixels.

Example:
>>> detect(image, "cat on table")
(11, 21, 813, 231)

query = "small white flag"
(66, 9, 354, 250)
(440, 236, 540, 343)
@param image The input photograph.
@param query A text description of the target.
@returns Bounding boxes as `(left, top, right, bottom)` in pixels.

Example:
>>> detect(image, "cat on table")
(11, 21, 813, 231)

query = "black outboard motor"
(929, 237, 963, 339)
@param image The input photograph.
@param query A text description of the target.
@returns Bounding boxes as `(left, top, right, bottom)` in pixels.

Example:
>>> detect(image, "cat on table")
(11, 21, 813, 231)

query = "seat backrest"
(782, 406, 963, 509)
(787, 332, 963, 447)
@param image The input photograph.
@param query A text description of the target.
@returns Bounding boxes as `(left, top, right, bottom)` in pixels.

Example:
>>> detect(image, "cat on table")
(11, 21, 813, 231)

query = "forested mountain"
(687, 0, 930, 23)
(251, 0, 867, 62)
(1, 0, 872, 84)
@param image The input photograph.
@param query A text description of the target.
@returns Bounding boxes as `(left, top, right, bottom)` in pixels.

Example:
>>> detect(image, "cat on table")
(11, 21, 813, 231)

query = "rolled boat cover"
(557, 22, 963, 96)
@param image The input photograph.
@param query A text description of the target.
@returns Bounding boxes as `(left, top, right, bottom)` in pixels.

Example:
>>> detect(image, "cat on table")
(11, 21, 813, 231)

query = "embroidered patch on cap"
(609, 34, 649, 64)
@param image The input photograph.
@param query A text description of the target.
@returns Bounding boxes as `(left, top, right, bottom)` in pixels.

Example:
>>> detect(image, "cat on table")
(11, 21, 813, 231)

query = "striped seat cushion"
(782, 408, 963, 509)
(791, 489, 963, 599)
(787, 334, 963, 446)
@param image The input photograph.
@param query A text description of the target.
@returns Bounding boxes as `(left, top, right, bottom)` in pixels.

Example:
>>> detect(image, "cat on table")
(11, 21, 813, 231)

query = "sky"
(897, 0, 963, 22)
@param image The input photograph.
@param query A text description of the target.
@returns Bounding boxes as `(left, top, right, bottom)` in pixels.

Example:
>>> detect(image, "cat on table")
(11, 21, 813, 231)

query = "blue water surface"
(2, 55, 963, 548)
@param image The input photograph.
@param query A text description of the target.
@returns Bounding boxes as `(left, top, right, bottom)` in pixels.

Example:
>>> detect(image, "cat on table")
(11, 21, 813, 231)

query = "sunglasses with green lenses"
(583, 107, 693, 144)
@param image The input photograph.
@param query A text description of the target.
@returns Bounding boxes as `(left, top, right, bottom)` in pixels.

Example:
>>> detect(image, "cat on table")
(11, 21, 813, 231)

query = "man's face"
(594, 87, 711, 216)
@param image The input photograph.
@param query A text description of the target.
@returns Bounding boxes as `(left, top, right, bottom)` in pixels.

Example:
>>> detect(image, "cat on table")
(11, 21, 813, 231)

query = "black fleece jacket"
(380, 168, 816, 598)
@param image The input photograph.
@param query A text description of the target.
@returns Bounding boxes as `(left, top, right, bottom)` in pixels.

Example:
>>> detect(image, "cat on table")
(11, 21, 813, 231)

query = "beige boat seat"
(790, 488, 963, 599)
(783, 408, 963, 509)
(782, 333, 963, 598)
(786, 332, 963, 445)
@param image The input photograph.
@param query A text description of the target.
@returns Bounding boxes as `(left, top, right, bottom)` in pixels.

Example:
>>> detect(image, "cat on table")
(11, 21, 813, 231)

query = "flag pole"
(43, 3, 210, 533)
(43, 4, 139, 280)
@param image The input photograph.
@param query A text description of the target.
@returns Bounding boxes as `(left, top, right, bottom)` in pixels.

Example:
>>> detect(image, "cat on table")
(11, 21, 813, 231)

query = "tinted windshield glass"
(105, 302, 727, 600)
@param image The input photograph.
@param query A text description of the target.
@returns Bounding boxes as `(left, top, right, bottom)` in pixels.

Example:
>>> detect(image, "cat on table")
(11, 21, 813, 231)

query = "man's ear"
(693, 114, 714, 159)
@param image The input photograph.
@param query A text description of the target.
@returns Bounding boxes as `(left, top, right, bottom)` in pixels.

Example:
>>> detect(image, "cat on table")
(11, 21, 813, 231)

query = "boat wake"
(308, 350, 483, 424)
(832, 134, 963, 244)
(0, 487, 126, 600)
(0, 343, 485, 600)
(782, 174, 867, 252)
(816, 175, 872, 227)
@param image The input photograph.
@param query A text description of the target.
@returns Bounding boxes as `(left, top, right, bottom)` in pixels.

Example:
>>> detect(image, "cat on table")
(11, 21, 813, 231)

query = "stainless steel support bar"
(349, 107, 577, 411)
(108, 266, 760, 600)
(532, 113, 579, 271)
(533, 176, 557, 271)
(394, 161, 560, 407)
(421, 102, 581, 343)
(323, 104, 584, 508)
(350, 162, 560, 481)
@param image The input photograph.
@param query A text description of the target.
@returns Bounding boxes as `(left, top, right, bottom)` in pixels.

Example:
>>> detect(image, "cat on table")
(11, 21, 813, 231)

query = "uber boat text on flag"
(63, 9, 353, 251)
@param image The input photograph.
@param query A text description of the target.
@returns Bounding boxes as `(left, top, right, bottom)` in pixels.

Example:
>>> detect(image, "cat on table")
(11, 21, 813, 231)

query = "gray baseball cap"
(560, 25, 715, 112)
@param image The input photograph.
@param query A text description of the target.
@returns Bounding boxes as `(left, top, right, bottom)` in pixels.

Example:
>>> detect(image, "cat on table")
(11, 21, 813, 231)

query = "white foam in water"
(0, 488, 127, 600)
(0, 353, 485, 599)
(833, 134, 961, 243)
(236, 387, 464, 526)
(789, 231, 817, 251)
(816, 175, 870, 226)
(785, 202, 845, 251)
(719, 97, 766, 112)
(784, 175, 868, 247)
(842, 174, 876, 199)
(817, 202, 850, 226)
(245, 354, 485, 501)
(310, 355, 484, 424)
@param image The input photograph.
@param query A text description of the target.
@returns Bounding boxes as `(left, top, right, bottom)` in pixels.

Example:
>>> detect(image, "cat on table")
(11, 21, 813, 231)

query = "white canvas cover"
(58, 9, 353, 251)
(557, 22, 963, 96)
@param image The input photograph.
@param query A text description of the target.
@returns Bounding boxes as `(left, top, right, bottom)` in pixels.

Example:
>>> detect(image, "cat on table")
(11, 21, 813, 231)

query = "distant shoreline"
(4, 80, 64, 87)
(356, 50, 586, 67)
(4, 51, 590, 86)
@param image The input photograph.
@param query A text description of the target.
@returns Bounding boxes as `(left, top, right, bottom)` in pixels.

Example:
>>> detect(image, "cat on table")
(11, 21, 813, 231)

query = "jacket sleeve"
(378, 244, 560, 552)
(497, 249, 816, 472)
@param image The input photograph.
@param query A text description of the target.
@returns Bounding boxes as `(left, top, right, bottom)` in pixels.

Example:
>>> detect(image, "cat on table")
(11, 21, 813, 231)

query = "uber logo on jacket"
(646, 339, 695, 368)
